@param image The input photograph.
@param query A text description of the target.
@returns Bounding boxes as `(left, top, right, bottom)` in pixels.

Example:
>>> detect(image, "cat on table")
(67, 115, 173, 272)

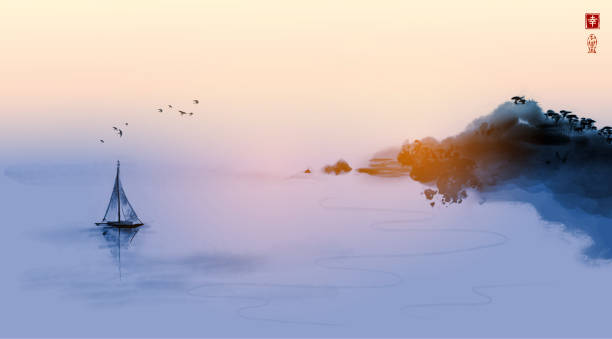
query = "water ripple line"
(185, 196, 512, 327)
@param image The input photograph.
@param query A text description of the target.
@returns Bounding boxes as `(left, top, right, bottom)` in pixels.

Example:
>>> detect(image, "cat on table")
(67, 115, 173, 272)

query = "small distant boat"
(96, 161, 144, 228)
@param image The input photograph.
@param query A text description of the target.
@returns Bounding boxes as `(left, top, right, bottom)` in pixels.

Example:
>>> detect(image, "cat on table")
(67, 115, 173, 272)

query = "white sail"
(98, 161, 143, 226)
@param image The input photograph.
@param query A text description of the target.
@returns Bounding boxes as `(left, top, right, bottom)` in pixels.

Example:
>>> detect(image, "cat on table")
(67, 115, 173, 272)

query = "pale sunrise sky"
(0, 1, 610, 171)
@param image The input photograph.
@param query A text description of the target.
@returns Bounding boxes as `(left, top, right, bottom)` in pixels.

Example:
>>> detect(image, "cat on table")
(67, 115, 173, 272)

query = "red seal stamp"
(585, 13, 600, 29)
(587, 34, 597, 53)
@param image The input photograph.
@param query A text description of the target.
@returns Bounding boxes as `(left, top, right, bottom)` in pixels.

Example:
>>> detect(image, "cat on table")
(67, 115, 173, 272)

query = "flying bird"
(158, 108, 163, 112)
(193, 99, 199, 104)
(99, 140, 104, 143)
(511, 96, 526, 104)
(179, 110, 187, 116)
(112, 126, 118, 131)
(124, 123, 128, 126)
(188, 112, 194, 116)
(118, 130, 123, 137)
(168, 105, 173, 108)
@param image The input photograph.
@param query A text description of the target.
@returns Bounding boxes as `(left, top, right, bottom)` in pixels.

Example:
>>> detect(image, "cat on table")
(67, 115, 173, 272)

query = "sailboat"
(96, 161, 144, 228)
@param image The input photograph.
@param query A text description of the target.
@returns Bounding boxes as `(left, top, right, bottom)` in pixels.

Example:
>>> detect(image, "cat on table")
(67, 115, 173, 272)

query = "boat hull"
(95, 222, 144, 228)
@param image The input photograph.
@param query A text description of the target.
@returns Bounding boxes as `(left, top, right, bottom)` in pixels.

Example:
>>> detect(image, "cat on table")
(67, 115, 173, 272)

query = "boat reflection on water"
(99, 226, 142, 279)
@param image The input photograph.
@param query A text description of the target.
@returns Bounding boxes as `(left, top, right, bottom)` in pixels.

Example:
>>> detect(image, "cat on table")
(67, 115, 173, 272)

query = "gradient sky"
(1, 1, 610, 171)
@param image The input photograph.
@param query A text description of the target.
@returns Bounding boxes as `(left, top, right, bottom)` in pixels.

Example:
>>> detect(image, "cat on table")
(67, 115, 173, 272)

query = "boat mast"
(116, 160, 121, 222)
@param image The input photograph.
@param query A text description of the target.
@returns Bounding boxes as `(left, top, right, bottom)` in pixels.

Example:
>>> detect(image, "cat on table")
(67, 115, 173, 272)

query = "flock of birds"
(99, 99, 199, 143)
(158, 99, 198, 116)
(512, 95, 612, 142)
